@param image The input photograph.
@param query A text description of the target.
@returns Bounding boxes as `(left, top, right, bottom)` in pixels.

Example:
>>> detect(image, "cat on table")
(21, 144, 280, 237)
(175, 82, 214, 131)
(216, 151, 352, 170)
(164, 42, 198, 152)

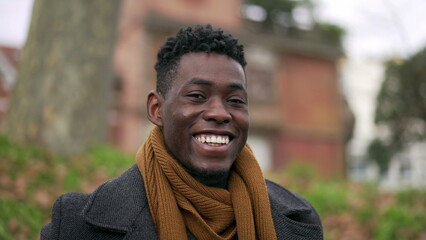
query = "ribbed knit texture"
(136, 126, 277, 240)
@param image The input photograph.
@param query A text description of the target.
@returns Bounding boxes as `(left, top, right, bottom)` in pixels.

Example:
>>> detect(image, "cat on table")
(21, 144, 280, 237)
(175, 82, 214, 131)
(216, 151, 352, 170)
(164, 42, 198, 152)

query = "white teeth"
(195, 134, 230, 145)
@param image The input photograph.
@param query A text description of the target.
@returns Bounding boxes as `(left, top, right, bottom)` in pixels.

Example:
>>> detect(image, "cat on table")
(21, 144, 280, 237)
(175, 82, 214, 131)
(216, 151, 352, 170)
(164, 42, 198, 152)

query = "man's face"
(160, 52, 249, 176)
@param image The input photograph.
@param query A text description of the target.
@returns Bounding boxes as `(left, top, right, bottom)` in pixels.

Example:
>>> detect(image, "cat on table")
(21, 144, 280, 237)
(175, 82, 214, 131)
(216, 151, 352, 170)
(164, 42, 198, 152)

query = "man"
(41, 25, 323, 240)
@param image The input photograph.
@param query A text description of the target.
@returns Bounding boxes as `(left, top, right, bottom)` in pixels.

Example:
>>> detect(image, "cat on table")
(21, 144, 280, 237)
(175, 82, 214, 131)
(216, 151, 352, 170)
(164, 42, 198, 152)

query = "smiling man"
(41, 25, 323, 240)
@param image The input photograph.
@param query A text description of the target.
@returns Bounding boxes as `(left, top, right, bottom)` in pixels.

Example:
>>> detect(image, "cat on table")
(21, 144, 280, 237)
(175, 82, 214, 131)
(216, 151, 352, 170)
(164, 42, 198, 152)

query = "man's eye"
(187, 93, 205, 99)
(229, 98, 246, 104)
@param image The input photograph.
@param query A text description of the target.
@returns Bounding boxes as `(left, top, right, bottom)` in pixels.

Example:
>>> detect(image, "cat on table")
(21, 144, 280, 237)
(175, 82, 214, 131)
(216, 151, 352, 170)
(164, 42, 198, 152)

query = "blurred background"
(0, 0, 425, 239)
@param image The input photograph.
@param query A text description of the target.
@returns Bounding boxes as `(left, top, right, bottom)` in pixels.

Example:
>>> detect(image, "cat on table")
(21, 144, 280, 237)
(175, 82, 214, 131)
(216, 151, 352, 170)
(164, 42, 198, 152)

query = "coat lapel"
(82, 165, 157, 238)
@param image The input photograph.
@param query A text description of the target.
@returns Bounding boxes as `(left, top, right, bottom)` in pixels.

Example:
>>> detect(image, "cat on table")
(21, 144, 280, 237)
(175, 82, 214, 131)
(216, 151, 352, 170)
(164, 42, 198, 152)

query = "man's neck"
(182, 166, 230, 189)
(192, 172, 230, 189)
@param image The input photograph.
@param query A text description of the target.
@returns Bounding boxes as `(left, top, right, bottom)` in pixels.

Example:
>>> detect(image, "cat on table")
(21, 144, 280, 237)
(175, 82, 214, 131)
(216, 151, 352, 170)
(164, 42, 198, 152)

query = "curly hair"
(154, 24, 247, 96)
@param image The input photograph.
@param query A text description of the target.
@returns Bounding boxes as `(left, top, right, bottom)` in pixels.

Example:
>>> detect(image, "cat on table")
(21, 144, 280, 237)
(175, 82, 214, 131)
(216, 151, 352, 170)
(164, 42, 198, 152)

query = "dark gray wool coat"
(41, 164, 323, 240)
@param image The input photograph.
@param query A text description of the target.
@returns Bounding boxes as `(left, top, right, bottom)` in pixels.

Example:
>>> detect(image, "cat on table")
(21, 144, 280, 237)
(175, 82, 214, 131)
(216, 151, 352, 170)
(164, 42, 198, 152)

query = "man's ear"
(146, 90, 164, 127)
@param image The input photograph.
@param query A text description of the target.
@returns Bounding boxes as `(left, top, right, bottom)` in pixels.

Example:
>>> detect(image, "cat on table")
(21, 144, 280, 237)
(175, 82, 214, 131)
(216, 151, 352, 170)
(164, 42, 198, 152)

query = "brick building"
(109, 0, 347, 177)
(0, 47, 19, 123)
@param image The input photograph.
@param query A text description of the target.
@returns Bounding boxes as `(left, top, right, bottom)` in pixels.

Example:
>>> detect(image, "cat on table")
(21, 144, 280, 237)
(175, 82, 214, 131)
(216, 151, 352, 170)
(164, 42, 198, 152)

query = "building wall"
(275, 54, 345, 177)
(146, 0, 241, 28)
(273, 136, 344, 177)
(0, 47, 19, 124)
(279, 54, 342, 134)
(0, 80, 9, 123)
(109, 0, 148, 151)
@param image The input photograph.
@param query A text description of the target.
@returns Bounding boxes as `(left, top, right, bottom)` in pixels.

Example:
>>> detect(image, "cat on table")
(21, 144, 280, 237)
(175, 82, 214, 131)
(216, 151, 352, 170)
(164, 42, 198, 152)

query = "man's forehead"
(178, 52, 243, 68)
(177, 52, 245, 77)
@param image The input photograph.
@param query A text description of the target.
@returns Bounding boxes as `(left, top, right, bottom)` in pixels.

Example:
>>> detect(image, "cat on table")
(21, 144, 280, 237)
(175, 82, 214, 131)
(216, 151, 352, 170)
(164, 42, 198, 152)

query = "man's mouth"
(194, 134, 230, 146)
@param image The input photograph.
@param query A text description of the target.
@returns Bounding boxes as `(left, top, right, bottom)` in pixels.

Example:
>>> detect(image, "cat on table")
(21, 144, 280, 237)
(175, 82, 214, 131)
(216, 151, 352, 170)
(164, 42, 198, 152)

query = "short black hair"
(154, 24, 246, 96)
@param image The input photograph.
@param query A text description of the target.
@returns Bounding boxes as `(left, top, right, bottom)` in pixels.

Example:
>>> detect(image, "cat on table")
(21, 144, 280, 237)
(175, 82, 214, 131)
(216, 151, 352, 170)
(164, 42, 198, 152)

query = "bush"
(374, 189, 426, 240)
(0, 199, 43, 240)
(266, 162, 426, 240)
(0, 136, 134, 240)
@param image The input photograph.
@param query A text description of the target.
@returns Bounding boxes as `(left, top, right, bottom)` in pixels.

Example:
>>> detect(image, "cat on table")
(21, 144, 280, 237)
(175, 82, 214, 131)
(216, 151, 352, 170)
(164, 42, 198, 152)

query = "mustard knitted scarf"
(136, 126, 277, 240)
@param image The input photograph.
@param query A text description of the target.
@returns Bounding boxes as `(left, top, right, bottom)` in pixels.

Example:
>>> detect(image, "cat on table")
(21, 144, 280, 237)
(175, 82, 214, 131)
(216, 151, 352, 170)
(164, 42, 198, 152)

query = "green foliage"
(0, 199, 43, 240)
(243, 0, 345, 46)
(313, 22, 346, 47)
(88, 145, 134, 176)
(371, 46, 426, 165)
(0, 135, 51, 178)
(375, 61, 403, 124)
(374, 189, 426, 240)
(367, 138, 392, 175)
(268, 162, 347, 215)
(0, 135, 134, 240)
(304, 181, 349, 215)
(352, 182, 379, 224)
(64, 169, 81, 190)
(267, 162, 426, 240)
(280, 161, 318, 180)
(246, 0, 296, 12)
(244, 0, 297, 27)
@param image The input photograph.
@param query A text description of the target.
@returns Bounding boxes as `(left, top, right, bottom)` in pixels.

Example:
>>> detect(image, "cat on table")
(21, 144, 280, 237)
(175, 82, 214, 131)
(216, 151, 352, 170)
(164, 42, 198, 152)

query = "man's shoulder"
(41, 165, 148, 239)
(41, 191, 91, 239)
(54, 191, 91, 211)
(266, 179, 319, 217)
(266, 179, 324, 239)
(266, 180, 314, 211)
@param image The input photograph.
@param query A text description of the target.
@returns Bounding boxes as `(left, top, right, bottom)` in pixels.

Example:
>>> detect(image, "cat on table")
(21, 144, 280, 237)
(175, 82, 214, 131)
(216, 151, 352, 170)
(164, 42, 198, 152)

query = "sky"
(313, 0, 426, 60)
(1, 0, 426, 60)
(0, 0, 33, 48)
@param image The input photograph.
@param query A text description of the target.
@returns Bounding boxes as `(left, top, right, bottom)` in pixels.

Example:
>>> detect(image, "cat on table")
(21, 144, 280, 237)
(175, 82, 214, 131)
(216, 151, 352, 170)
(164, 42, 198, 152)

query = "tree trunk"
(2, 0, 120, 155)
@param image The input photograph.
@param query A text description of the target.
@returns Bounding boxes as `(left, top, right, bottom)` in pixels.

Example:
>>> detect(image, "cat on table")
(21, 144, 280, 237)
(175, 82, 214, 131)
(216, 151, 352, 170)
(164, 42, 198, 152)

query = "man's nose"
(203, 98, 231, 123)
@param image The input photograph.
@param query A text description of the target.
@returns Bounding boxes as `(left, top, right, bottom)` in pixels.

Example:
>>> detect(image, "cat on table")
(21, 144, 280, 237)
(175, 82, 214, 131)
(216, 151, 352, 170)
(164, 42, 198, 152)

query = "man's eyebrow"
(187, 78, 213, 86)
(186, 78, 246, 91)
(227, 82, 245, 91)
